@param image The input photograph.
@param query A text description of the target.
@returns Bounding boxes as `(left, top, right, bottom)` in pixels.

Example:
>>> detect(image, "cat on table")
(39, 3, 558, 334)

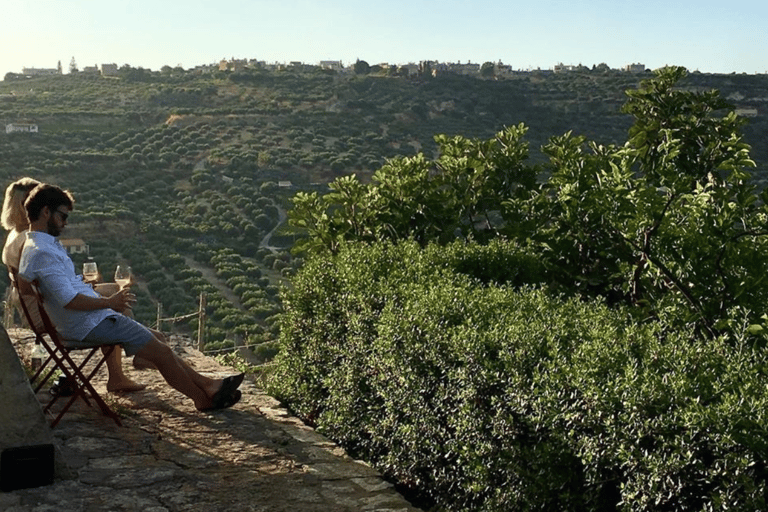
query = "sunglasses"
(53, 209, 69, 222)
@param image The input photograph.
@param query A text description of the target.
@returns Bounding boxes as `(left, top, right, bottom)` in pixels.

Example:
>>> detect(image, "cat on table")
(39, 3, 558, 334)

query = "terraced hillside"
(1, 66, 766, 357)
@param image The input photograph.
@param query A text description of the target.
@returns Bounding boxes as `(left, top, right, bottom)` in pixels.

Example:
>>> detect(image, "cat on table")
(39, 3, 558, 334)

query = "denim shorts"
(73, 315, 153, 356)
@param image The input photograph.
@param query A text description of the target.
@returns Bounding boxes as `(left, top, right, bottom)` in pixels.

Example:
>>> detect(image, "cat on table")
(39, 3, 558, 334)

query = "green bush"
(268, 240, 768, 511)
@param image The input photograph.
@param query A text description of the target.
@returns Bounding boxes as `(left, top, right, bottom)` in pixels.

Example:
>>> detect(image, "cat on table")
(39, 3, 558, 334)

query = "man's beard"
(47, 218, 61, 237)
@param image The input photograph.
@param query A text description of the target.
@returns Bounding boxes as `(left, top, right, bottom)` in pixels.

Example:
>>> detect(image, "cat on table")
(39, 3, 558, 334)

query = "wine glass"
(114, 265, 133, 289)
(83, 261, 98, 283)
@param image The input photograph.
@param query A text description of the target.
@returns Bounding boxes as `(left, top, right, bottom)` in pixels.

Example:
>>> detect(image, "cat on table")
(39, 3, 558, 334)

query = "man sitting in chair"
(18, 184, 243, 411)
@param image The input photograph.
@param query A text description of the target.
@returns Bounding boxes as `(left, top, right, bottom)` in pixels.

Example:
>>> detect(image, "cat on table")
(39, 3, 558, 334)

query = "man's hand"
(106, 288, 136, 312)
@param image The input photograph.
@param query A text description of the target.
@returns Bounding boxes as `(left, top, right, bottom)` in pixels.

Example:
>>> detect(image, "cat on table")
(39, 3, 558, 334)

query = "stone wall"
(0, 326, 70, 486)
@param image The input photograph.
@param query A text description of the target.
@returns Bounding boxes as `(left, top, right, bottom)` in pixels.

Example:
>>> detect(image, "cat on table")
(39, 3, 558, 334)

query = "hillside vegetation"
(2, 63, 767, 358)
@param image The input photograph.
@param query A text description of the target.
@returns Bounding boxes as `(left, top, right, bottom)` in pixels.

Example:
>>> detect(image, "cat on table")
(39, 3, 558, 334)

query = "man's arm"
(65, 289, 135, 312)
(23, 248, 135, 313)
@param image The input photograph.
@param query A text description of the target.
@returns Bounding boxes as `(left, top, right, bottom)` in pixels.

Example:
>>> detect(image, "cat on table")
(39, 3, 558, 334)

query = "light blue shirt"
(18, 231, 114, 341)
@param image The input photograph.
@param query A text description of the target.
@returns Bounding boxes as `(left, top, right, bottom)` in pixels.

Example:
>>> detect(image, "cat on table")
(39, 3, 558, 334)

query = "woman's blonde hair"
(1, 177, 41, 231)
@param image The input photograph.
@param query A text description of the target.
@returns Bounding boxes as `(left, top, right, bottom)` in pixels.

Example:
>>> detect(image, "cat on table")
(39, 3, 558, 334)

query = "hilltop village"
(13, 57, 654, 80)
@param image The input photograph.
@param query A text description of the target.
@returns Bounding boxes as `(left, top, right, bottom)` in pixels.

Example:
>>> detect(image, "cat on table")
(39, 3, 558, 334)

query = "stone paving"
(2, 330, 423, 512)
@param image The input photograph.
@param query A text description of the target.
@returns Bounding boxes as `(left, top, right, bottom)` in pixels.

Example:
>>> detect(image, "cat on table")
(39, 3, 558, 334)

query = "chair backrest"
(9, 270, 48, 336)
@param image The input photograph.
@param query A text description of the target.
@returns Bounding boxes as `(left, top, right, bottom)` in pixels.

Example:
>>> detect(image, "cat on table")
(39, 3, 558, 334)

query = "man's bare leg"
(103, 345, 147, 393)
(128, 316, 157, 370)
(132, 328, 163, 370)
(134, 338, 223, 410)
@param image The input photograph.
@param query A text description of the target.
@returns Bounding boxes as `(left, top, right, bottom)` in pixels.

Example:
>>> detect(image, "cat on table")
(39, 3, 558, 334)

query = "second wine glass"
(114, 265, 132, 289)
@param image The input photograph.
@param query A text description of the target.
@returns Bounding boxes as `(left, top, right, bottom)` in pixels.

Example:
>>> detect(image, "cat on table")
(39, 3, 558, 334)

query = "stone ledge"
(2, 328, 423, 511)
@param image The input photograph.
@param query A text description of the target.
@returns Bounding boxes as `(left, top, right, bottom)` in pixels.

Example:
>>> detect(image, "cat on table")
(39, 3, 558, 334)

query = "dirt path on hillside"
(259, 204, 288, 252)
(182, 257, 243, 310)
(180, 257, 265, 364)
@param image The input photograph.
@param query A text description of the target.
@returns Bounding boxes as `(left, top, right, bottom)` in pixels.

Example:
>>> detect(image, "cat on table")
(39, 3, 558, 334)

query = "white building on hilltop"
(101, 63, 119, 76)
(5, 123, 38, 134)
(319, 60, 344, 72)
(21, 67, 60, 76)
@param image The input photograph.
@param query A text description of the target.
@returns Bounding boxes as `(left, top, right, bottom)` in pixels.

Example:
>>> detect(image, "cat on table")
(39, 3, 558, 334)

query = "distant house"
(217, 58, 248, 72)
(194, 64, 218, 74)
(400, 63, 420, 77)
(494, 62, 514, 77)
(625, 63, 646, 73)
(554, 63, 577, 73)
(736, 107, 759, 117)
(21, 67, 60, 76)
(5, 123, 38, 134)
(278, 181, 293, 189)
(319, 60, 344, 72)
(60, 238, 89, 255)
(101, 63, 119, 76)
(231, 59, 248, 71)
(433, 62, 480, 76)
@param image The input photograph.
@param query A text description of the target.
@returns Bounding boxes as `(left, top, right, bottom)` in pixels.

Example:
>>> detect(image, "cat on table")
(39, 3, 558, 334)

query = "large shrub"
(268, 240, 768, 510)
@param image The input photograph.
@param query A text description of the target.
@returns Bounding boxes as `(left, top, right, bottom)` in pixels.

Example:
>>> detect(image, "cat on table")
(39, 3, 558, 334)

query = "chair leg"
(44, 346, 122, 428)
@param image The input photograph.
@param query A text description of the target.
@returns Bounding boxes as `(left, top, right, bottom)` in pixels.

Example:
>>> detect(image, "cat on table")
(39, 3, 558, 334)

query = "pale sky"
(1, 0, 766, 76)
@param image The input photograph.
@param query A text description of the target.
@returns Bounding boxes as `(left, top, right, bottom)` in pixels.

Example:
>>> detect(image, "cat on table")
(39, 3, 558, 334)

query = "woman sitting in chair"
(2, 177, 40, 272)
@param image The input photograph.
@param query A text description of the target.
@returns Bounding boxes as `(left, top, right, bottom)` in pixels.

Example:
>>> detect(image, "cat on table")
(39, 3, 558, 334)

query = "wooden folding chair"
(9, 270, 122, 427)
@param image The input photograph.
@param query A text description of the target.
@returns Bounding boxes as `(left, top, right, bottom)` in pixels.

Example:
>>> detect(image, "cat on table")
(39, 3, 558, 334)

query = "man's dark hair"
(24, 184, 75, 222)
